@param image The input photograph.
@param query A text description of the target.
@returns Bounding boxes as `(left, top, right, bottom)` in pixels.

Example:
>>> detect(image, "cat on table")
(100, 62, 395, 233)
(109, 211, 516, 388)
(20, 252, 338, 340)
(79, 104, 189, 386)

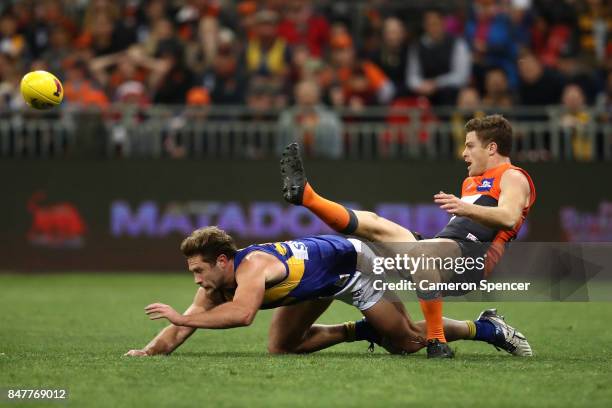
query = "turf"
(1, 274, 611, 408)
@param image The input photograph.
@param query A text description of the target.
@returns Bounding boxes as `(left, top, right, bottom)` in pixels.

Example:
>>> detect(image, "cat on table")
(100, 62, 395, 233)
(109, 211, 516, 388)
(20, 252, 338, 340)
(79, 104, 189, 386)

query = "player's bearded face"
(463, 131, 489, 176)
(188, 255, 226, 290)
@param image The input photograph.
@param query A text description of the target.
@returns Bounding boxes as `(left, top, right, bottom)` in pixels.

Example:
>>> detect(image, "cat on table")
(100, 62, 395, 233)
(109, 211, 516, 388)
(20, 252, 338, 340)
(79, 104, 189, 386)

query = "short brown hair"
(180, 226, 238, 263)
(465, 114, 513, 156)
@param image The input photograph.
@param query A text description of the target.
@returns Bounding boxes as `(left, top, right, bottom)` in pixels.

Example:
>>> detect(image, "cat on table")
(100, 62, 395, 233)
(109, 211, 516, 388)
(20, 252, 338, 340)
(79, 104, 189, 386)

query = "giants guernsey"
(435, 163, 536, 275)
(230, 235, 357, 309)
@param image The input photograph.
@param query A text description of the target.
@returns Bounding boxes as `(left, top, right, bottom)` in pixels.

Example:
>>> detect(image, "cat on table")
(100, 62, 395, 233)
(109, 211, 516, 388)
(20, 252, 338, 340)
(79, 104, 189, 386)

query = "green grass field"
(1, 274, 611, 408)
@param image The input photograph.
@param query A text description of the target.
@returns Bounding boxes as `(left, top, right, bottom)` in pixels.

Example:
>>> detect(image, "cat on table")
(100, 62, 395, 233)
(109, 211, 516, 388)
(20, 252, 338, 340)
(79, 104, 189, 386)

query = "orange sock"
(419, 298, 447, 343)
(302, 183, 358, 233)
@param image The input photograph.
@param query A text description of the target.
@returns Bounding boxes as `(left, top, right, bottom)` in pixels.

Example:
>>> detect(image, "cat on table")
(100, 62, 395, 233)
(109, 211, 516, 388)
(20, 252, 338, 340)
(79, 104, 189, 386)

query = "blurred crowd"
(0, 0, 610, 160)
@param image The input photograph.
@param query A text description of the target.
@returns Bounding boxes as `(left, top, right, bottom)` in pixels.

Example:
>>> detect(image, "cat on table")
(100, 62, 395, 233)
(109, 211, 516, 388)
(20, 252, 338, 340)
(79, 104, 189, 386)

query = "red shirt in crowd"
(277, 15, 330, 57)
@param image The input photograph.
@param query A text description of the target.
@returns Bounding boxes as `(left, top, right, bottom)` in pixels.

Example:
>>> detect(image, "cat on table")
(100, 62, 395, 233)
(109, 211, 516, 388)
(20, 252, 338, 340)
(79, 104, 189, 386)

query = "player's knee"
(267, 344, 290, 354)
(268, 346, 288, 355)
(411, 266, 438, 285)
(267, 340, 297, 355)
(358, 211, 396, 241)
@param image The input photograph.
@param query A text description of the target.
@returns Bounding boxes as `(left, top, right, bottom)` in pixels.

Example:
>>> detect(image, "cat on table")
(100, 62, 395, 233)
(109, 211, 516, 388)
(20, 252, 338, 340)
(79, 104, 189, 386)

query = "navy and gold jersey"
(232, 235, 358, 309)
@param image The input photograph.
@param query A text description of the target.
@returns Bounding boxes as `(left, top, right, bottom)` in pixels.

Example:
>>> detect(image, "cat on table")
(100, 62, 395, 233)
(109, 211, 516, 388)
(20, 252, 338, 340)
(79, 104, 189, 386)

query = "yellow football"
(20, 70, 64, 110)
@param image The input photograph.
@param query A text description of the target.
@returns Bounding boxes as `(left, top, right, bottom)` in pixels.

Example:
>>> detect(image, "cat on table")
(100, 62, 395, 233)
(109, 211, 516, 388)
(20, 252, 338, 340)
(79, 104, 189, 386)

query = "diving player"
(125, 226, 531, 357)
(280, 114, 536, 358)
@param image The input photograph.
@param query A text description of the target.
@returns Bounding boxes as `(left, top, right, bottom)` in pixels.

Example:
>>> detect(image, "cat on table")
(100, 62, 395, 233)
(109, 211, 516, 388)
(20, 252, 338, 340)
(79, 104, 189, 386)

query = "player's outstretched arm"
(124, 287, 218, 357)
(435, 169, 530, 230)
(175, 258, 266, 328)
(145, 256, 267, 329)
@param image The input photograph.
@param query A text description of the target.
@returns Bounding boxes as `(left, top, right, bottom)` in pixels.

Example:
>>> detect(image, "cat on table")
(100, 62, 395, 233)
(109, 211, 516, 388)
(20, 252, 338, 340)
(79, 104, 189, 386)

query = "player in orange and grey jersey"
(280, 114, 535, 358)
(436, 162, 535, 275)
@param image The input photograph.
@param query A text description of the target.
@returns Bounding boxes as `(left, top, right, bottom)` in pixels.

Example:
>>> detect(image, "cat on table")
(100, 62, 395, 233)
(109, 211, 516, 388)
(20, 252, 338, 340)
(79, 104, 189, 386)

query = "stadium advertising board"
(0, 160, 609, 271)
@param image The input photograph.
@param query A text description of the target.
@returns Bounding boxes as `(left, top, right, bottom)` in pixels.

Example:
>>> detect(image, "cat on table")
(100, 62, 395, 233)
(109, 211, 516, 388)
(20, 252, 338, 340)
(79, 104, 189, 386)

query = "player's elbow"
(236, 308, 256, 327)
(499, 214, 519, 230)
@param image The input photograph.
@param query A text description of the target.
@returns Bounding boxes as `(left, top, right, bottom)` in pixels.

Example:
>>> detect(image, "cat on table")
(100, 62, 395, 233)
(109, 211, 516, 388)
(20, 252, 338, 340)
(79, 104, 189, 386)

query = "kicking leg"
(280, 143, 417, 242)
(280, 142, 438, 348)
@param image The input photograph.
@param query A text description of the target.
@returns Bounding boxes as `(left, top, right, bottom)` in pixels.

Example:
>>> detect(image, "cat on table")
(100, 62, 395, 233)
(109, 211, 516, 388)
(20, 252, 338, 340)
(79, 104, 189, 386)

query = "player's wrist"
(175, 314, 188, 326)
(464, 203, 477, 218)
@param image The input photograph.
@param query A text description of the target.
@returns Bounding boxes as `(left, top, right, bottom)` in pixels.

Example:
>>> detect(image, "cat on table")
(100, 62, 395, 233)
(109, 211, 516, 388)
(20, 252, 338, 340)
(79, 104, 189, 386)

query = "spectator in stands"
(0, 53, 25, 110)
(407, 9, 471, 106)
(78, 2, 136, 57)
(0, 12, 27, 59)
(244, 10, 291, 77)
(530, 0, 578, 68)
(370, 17, 410, 97)
(507, 0, 534, 51)
(575, 0, 611, 68)
(161, 87, 211, 159)
(234, 1, 258, 39)
(560, 84, 593, 161)
(186, 87, 210, 107)
(89, 46, 171, 102)
(465, 0, 518, 89)
(482, 68, 514, 108)
(517, 51, 565, 105)
(151, 29, 193, 104)
(246, 76, 275, 113)
(25, 0, 76, 60)
(596, 70, 612, 122)
(40, 26, 74, 80)
(324, 32, 394, 107)
(185, 15, 222, 78)
(288, 43, 318, 83)
(451, 87, 484, 158)
(62, 59, 109, 109)
(199, 43, 248, 105)
(278, 0, 330, 57)
(134, 0, 169, 46)
(139, 18, 176, 58)
(457, 86, 483, 111)
(115, 80, 150, 107)
(277, 80, 342, 158)
(357, 3, 385, 57)
(557, 49, 600, 104)
(174, 0, 220, 44)
(238, 75, 284, 158)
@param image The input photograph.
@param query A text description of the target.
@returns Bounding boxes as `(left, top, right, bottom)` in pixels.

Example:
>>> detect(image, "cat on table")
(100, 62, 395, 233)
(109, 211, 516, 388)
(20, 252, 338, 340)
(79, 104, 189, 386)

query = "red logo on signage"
(28, 192, 86, 247)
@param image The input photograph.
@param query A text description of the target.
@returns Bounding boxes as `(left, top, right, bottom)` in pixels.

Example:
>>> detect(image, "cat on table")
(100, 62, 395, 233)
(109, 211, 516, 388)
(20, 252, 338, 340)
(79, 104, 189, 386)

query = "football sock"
(418, 297, 447, 343)
(343, 321, 356, 342)
(466, 320, 496, 343)
(344, 320, 381, 344)
(302, 183, 358, 234)
(354, 319, 379, 343)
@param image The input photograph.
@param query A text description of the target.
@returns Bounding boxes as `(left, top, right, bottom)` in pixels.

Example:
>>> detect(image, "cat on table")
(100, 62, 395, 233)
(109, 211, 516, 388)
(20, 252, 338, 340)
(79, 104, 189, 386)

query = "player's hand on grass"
(434, 191, 471, 216)
(145, 303, 185, 325)
(124, 349, 150, 357)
